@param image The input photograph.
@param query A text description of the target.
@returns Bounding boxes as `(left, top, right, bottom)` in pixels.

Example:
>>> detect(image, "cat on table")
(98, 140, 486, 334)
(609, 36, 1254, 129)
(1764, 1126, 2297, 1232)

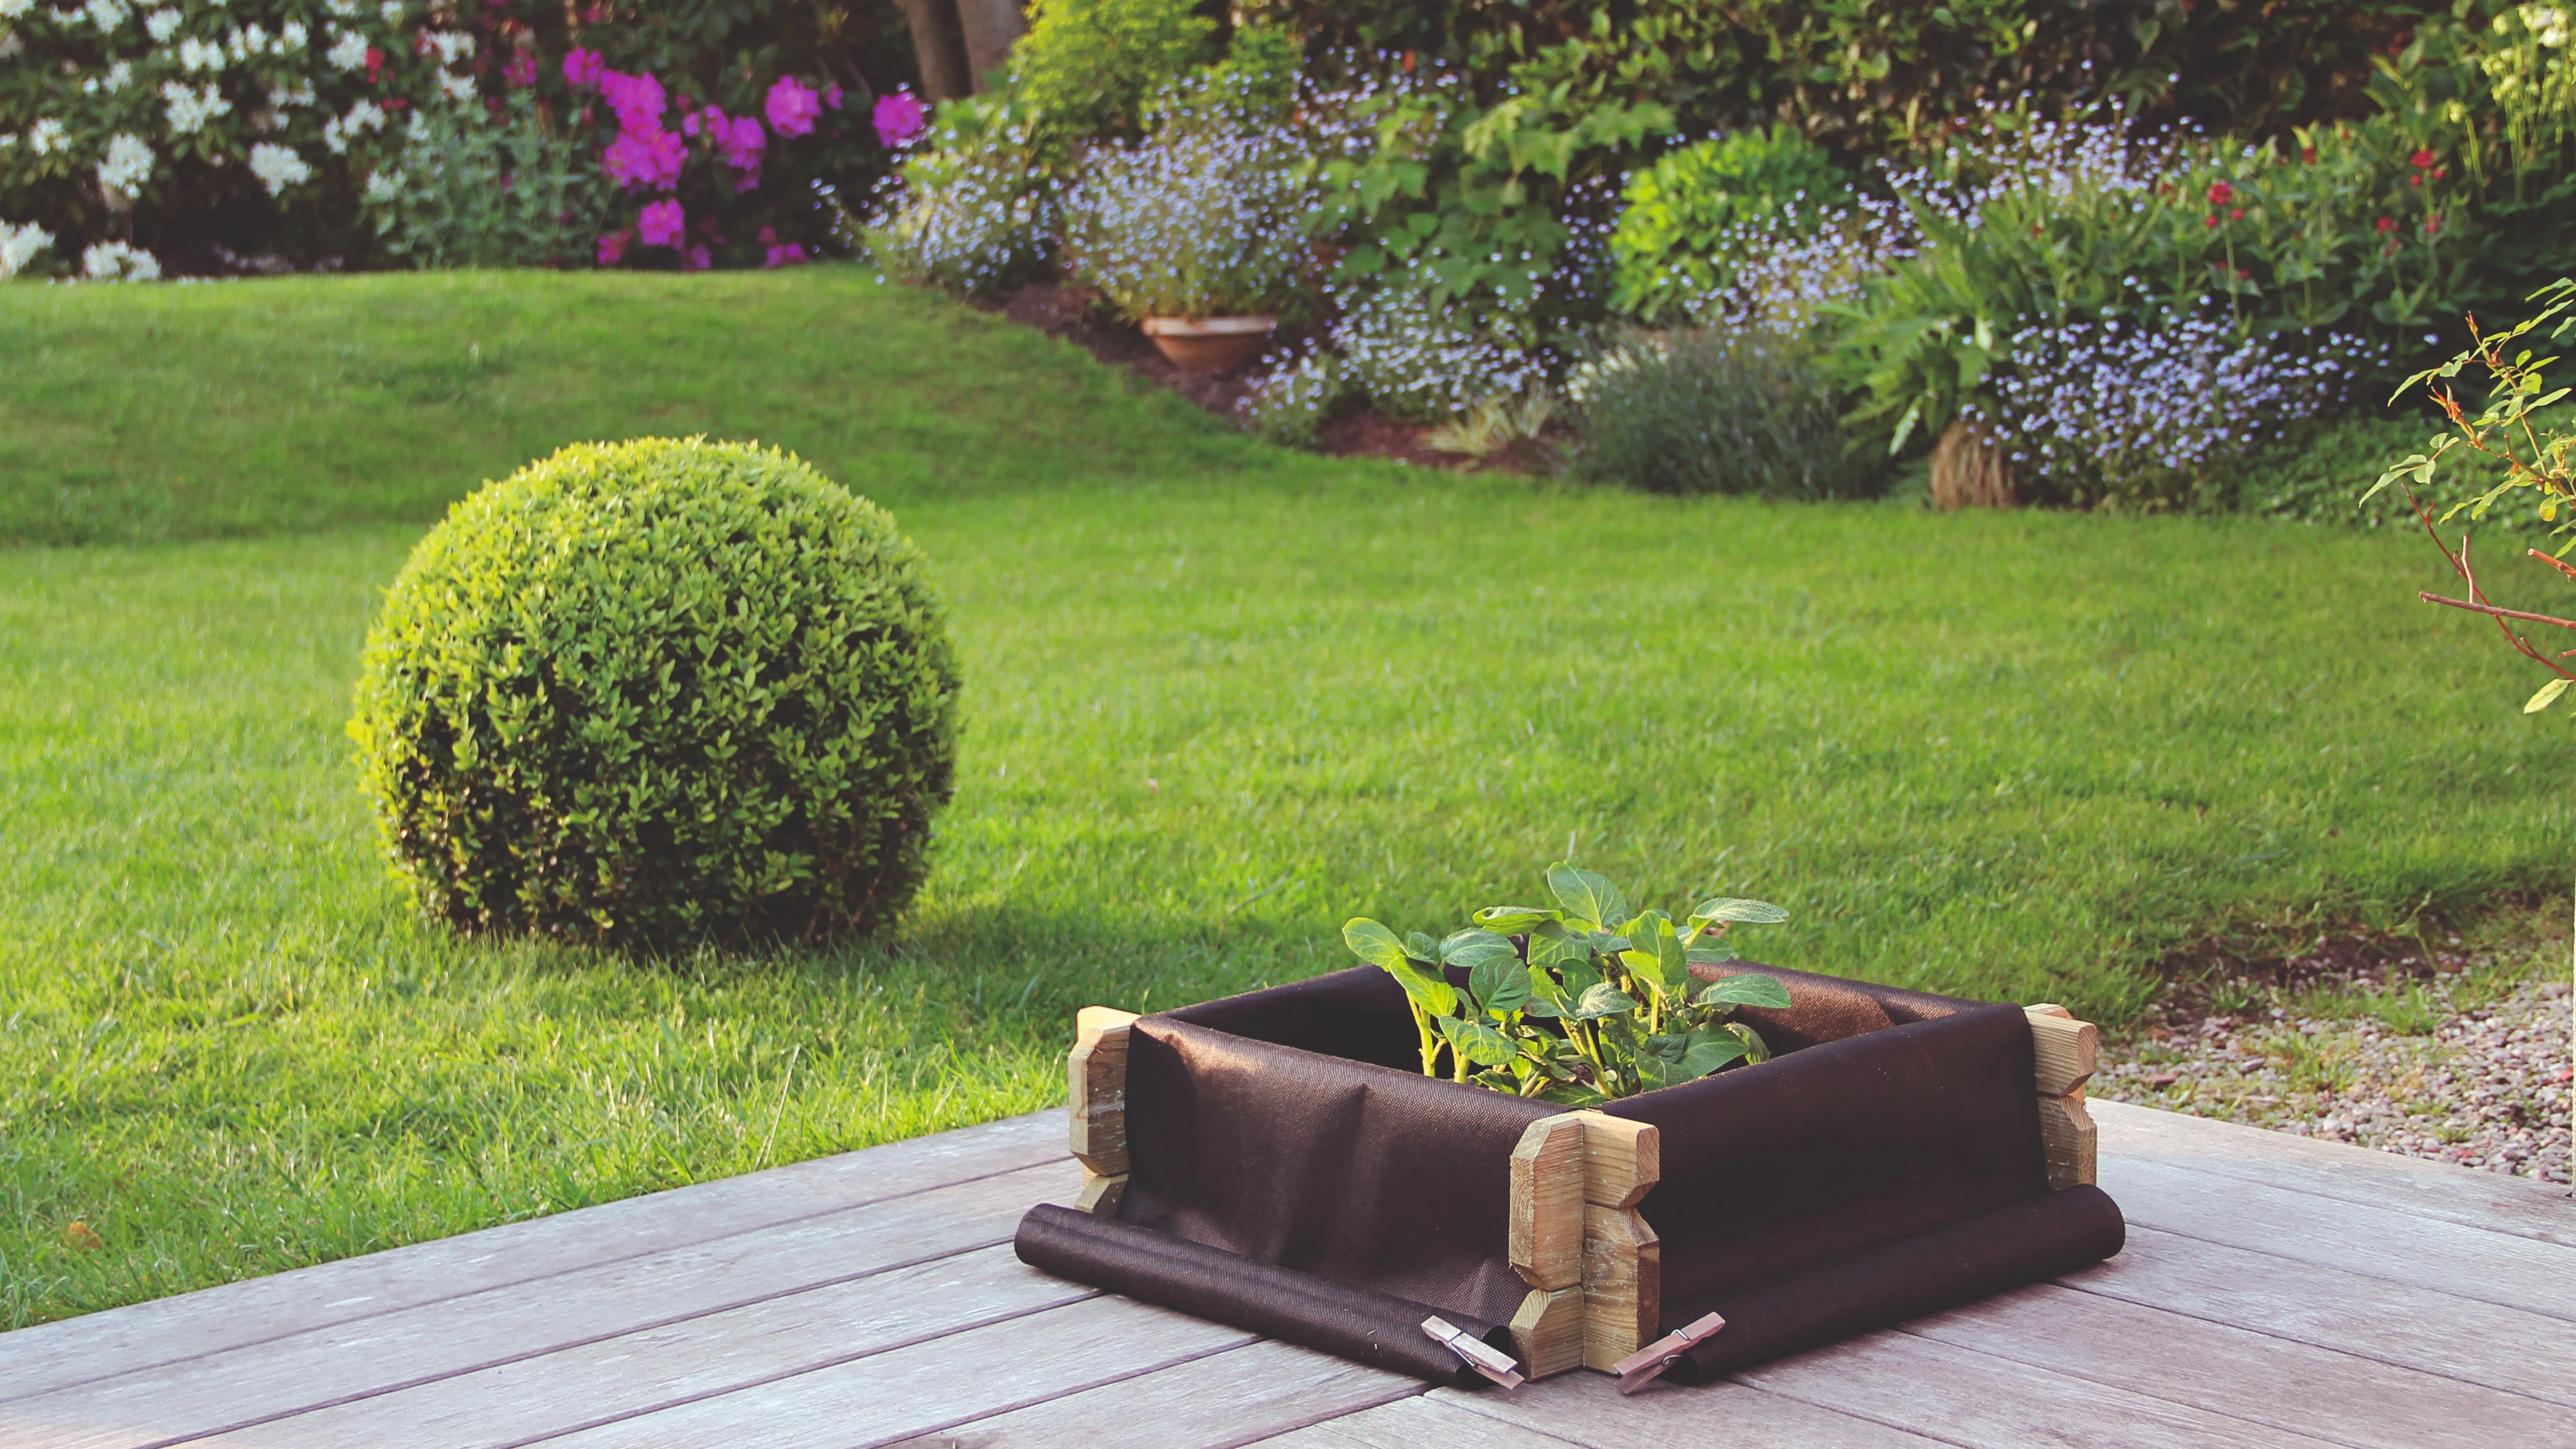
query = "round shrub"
(349, 438, 962, 951)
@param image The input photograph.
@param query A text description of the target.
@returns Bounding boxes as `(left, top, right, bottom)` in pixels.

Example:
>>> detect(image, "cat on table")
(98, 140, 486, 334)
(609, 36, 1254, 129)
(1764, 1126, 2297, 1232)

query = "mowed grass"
(2, 269, 2567, 1327)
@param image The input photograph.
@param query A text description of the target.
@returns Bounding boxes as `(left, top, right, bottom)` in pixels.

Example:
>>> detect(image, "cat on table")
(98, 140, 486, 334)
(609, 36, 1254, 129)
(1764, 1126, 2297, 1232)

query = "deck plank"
(2062, 1224, 2576, 1407)
(1902, 1278, 2576, 1447)
(0, 1161, 1073, 1449)
(881, 1339, 1420, 1448)
(1421, 1373, 1949, 1448)
(182, 1247, 1088, 1449)
(2101, 1156, 2576, 1321)
(528, 1295, 1254, 1448)
(1735, 1330, 2350, 1449)
(1242, 1394, 1583, 1448)
(2093, 1099, 2575, 1246)
(0, 1110, 1066, 1407)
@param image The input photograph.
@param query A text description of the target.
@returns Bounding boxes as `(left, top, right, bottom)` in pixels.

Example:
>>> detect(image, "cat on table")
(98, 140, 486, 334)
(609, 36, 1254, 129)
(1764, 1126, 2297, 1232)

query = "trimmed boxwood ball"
(349, 437, 962, 950)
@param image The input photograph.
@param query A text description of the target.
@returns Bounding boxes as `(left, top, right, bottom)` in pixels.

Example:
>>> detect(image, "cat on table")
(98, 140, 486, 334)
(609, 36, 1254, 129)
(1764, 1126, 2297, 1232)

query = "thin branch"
(2530, 548, 2576, 583)
(2417, 592, 2576, 631)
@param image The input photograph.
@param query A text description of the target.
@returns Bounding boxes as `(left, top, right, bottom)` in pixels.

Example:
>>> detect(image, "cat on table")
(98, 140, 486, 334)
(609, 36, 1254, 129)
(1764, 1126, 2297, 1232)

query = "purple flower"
(683, 244, 712, 272)
(734, 167, 762, 194)
(823, 83, 843, 110)
(709, 112, 766, 171)
(765, 75, 821, 138)
(503, 52, 537, 87)
(599, 70, 666, 132)
(873, 90, 924, 148)
(595, 229, 631, 267)
(562, 48, 605, 90)
(602, 124, 684, 190)
(765, 242, 807, 268)
(637, 199, 683, 248)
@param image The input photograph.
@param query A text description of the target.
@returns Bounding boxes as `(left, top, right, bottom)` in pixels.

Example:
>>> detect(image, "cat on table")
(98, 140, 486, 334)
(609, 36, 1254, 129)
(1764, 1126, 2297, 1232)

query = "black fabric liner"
(1014, 961, 2125, 1385)
(1016, 1204, 1512, 1389)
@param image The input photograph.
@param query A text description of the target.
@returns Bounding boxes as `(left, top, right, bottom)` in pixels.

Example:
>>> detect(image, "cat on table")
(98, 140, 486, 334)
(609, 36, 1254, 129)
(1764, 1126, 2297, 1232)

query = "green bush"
(1568, 327, 1877, 497)
(349, 438, 962, 951)
(363, 93, 609, 271)
(1608, 125, 1854, 321)
(1008, 0, 1217, 153)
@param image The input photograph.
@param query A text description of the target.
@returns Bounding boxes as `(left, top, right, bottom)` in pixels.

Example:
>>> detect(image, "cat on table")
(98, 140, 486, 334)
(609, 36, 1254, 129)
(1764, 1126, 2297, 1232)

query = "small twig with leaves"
(2369, 279, 2576, 714)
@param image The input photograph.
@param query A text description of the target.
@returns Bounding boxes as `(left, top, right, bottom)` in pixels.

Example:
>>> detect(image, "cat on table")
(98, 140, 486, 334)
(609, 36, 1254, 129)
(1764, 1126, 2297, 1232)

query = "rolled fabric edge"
(1015, 1204, 1509, 1388)
(1662, 1184, 2128, 1383)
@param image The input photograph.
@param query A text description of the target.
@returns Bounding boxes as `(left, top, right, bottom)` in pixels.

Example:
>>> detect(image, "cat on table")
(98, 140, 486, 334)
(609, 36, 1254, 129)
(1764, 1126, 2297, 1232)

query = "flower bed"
(1017, 962, 2125, 1386)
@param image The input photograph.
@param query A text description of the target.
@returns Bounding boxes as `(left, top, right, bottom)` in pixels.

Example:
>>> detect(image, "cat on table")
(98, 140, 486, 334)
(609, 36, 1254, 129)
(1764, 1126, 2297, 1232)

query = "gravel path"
(2096, 951, 2572, 1188)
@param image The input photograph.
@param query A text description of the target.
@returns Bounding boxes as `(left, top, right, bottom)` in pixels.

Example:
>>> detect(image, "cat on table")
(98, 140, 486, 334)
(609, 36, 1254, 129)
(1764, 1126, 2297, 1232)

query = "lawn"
(2, 268, 2565, 1328)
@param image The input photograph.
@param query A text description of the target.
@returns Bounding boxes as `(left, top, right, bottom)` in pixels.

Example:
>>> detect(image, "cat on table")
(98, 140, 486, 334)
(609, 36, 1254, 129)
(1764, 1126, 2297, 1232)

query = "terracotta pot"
(1141, 315, 1277, 373)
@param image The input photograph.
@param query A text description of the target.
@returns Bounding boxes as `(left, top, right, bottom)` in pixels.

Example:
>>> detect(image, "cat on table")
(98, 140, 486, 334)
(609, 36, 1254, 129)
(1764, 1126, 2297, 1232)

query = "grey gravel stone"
(2097, 968, 2572, 1188)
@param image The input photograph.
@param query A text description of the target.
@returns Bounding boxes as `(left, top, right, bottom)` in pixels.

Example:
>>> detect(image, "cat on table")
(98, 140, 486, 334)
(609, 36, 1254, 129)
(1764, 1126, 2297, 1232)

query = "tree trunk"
(897, 0, 973, 103)
(951, 0, 1028, 93)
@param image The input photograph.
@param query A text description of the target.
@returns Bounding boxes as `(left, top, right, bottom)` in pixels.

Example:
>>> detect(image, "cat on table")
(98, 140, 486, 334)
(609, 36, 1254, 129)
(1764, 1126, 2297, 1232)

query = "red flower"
(2205, 214, 2220, 228)
(2411, 175, 2422, 188)
(2206, 181, 2233, 206)
(2301, 146, 2317, 163)
(2230, 207, 2243, 220)
(2434, 167, 2448, 180)
(2375, 216, 2396, 233)
(2410, 148, 2436, 168)
(2424, 214, 2442, 233)
(2237, 267, 2250, 279)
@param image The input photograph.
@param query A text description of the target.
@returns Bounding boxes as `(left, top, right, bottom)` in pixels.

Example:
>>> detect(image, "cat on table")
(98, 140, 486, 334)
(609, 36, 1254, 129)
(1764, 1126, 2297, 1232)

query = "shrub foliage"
(349, 438, 962, 950)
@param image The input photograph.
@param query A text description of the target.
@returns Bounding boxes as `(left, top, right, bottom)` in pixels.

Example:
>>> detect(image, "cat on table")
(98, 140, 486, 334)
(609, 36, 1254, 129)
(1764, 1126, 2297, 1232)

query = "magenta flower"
(637, 199, 684, 248)
(873, 90, 925, 148)
(599, 70, 666, 132)
(503, 52, 537, 87)
(765, 75, 821, 137)
(562, 47, 604, 90)
(595, 229, 631, 267)
(765, 242, 807, 268)
(823, 83, 843, 110)
(717, 113, 767, 171)
(602, 125, 684, 190)
(683, 244, 712, 272)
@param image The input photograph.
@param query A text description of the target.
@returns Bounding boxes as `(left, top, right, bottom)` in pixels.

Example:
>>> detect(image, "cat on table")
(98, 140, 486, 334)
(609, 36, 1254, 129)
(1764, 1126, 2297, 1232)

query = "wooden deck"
(4, 1100, 2569, 1448)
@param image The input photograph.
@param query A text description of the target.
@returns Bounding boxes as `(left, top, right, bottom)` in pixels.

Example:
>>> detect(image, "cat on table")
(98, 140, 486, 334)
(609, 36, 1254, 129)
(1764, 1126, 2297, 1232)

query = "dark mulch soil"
(979, 283, 1454, 467)
(2139, 903, 2544, 1033)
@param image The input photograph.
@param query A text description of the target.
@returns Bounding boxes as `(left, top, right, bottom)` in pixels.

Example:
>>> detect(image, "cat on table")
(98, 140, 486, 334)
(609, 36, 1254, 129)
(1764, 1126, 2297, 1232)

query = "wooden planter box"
(1016, 962, 2124, 1389)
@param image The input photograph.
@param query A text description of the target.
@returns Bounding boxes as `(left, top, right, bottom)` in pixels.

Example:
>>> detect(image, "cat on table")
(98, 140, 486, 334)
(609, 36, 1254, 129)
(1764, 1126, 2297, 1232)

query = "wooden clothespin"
(1607, 1311, 1725, 1395)
(1420, 1316, 1526, 1390)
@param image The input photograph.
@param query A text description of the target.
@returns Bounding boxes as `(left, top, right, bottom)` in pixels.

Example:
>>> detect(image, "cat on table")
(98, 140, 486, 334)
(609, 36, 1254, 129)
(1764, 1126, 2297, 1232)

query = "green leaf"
(1386, 958, 1459, 1018)
(1440, 927, 1521, 968)
(1677, 1029, 1754, 1078)
(1473, 906, 1561, 932)
(1574, 981, 1638, 1020)
(1440, 1013, 1520, 1067)
(1690, 897, 1790, 925)
(1618, 910, 1682, 994)
(1341, 918, 1408, 970)
(1684, 944, 1739, 967)
(1471, 955, 1535, 1017)
(2527, 678, 2571, 714)
(1524, 922, 1594, 969)
(1694, 973, 1793, 1010)
(1545, 862, 1628, 929)
(1406, 930, 1442, 963)
(1728, 1020, 1772, 1064)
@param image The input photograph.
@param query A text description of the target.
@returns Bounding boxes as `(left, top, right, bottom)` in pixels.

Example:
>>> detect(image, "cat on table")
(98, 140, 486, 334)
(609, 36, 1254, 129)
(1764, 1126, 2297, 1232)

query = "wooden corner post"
(1068, 1006, 1140, 1216)
(2024, 1003, 2099, 1190)
(1504, 1114, 1586, 1377)
(1572, 1111, 1661, 1373)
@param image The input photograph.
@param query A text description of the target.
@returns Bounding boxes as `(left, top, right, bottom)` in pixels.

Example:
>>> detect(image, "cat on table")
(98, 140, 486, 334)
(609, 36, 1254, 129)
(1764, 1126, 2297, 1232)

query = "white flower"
(81, 240, 160, 281)
(0, 0, 31, 20)
(268, 77, 313, 110)
(362, 168, 402, 203)
(162, 79, 232, 134)
(324, 28, 365, 68)
(226, 22, 268, 60)
(276, 16, 302, 48)
(377, 0, 402, 22)
(142, 4, 174, 39)
(96, 131, 152, 192)
(436, 69, 474, 103)
(323, 0, 355, 14)
(0, 26, 20, 54)
(0, 220, 54, 279)
(247, 141, 311, 195)
(177, 34, 223, 71)
(28, 116, 65, 156)
(324, 96, 385, 153)
(101, 58, 129, 89)
(423, 28, 471, 63)
(82, 0, 124, 30)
